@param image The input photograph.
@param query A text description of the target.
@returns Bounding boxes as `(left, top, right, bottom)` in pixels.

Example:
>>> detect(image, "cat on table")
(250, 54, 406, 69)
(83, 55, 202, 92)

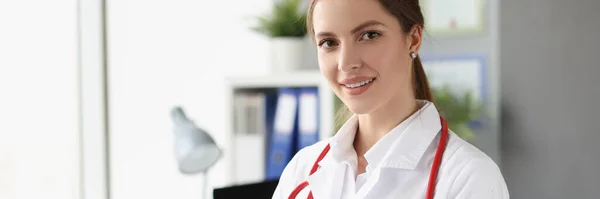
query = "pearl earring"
(410, 52, 418, 59)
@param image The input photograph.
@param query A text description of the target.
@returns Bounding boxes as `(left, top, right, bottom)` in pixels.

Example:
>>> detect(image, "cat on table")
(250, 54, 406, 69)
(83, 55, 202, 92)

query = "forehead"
(312, 0, 397, 34)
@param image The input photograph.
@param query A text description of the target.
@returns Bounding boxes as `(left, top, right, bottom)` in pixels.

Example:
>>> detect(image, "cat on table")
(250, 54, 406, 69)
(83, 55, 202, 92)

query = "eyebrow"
(351, 20, 386, 34)
(315, 20, 386, 38)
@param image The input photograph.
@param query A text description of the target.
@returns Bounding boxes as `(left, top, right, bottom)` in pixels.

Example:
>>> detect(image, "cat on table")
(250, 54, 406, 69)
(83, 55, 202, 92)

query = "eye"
(360, 31, 381, 41)
(318, 39, 338, 48)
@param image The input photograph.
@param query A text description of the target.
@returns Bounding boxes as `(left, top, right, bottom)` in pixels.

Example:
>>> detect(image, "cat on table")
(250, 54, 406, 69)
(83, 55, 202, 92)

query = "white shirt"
(272, 100, 510, 199)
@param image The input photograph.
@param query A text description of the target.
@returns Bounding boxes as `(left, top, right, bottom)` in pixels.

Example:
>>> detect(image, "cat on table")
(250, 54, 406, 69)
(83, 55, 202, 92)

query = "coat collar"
(319, 100, 442, 170)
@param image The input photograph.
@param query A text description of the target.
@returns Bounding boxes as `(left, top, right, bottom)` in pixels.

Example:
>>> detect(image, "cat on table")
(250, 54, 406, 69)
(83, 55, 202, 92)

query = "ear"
(406, 25, 423, 53)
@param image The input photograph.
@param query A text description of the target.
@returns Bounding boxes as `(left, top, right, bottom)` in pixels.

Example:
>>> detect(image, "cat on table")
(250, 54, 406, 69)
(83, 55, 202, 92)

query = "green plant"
(250, 0, 307, 37)
(432, 84, 486, 141)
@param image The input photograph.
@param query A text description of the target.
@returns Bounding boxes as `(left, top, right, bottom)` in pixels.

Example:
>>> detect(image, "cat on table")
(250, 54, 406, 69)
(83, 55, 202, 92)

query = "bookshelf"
(222, 71, 337, 185)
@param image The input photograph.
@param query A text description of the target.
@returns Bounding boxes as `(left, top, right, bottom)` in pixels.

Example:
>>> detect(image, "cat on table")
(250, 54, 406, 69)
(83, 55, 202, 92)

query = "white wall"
(0, 1, 80, 199)
(106, 1, 274, 198)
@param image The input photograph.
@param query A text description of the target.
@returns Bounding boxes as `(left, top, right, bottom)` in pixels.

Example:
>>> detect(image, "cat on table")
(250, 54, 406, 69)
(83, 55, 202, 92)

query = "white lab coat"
(272, 101, 509, 199)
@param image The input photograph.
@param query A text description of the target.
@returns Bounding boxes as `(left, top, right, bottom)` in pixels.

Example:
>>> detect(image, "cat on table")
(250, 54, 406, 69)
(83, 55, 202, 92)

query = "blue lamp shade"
(171, 107, 222, 174)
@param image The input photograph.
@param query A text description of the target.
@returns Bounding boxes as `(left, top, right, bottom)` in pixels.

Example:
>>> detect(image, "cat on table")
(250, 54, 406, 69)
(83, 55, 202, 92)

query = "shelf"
(223, 71, 336, 141)
(222, 71, 338, 186)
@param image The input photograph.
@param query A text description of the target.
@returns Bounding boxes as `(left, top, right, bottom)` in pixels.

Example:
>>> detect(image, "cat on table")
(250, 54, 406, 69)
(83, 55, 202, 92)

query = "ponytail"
(412, 56, 433, 101)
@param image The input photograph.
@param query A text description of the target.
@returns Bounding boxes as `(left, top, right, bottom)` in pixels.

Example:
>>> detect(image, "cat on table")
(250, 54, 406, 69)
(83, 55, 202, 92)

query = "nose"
(338, 44, 362, 72)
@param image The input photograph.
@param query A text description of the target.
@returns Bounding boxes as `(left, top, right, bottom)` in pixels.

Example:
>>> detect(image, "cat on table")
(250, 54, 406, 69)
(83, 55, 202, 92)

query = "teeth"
(345, 78, 374, 88)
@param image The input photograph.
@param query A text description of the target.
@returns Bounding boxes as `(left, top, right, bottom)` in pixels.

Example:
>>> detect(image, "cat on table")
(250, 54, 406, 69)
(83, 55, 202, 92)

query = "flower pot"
(270, 37, 305, 73)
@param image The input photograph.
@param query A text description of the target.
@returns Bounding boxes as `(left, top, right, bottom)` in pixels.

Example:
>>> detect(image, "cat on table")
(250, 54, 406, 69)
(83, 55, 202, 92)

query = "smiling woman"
(271, 0, 509, 199)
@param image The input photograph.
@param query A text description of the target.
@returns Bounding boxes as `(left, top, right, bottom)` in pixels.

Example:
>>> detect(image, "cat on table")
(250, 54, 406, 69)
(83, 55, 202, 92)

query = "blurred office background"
(0, 0, 599, 198)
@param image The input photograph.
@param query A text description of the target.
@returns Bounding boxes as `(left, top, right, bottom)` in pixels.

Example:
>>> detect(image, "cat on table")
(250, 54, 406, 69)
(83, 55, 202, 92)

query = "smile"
(343, 78, 375, 88)
(341, 78, 376, 96)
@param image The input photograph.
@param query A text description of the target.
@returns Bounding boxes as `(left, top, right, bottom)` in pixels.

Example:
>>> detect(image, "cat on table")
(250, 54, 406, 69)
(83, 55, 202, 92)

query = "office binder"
(296, 87, 319, 152)
(232, 92, 267, 184)
(265, 88, 299, 180)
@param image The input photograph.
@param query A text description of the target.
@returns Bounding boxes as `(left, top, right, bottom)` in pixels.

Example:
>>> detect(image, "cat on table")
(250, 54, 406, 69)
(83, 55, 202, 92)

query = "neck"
(353, 97, 420, 157)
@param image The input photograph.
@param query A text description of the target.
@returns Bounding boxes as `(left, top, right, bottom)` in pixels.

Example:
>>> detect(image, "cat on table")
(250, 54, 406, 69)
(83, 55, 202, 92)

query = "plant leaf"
(249, 0, 307, 37)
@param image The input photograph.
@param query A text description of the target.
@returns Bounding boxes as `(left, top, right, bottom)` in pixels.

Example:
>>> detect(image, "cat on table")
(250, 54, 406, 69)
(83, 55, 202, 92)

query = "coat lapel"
(303, 101, 443, 199)
(354, 167, 382, 198)
(305, 114, 357, 199)
(356, 101, 444, 199)
(306, 163, 345, 199)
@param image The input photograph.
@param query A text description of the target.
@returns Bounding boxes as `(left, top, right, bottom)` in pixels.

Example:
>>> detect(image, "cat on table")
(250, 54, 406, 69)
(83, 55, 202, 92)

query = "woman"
(272, 0, 509, 198)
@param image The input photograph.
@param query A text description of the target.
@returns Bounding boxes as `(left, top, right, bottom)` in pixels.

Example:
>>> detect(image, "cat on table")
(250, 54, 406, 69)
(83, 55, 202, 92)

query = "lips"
(339, 76, 377, 85)
(343, 78, 375, 88)
(339, 76, 377, 96)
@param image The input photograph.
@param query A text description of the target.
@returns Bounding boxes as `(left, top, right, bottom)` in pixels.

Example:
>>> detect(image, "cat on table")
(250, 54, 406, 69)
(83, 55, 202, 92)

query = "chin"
(335, 87, 381, 116)
(344, 100, 378, 115)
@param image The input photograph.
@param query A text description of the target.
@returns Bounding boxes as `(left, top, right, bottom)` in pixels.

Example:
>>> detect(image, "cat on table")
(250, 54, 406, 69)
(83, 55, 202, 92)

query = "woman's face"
(311, 0, 421, 115)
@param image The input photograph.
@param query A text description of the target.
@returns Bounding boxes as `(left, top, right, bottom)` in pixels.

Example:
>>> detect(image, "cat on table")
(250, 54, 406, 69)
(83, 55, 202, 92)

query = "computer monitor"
(213, 179, 279, 199)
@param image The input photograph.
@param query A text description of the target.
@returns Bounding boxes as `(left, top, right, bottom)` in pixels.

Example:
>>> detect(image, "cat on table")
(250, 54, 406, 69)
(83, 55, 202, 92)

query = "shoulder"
(440, 131, 510, 198)
(271, 139, 331, 199)
(443, 131, 497, 167)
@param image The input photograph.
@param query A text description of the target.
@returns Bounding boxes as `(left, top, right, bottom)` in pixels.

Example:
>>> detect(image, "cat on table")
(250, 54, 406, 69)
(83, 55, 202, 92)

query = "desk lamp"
(171, 106, 222, 197)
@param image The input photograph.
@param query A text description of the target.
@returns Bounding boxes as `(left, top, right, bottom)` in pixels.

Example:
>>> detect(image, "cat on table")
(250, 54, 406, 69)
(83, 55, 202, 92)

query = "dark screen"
(213, 179, 279, 199)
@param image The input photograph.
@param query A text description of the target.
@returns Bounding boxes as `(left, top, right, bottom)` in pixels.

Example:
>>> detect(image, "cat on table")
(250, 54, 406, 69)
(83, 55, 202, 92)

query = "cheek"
(363, 42, 412, 90)
(364, 43, 407, 75)
(317, 51, 338, 82)
(317, 52, 337, 71)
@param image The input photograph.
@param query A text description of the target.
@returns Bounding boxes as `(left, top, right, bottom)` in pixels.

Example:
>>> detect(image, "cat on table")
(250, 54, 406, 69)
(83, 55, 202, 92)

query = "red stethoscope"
(288, 116, 449, 199)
